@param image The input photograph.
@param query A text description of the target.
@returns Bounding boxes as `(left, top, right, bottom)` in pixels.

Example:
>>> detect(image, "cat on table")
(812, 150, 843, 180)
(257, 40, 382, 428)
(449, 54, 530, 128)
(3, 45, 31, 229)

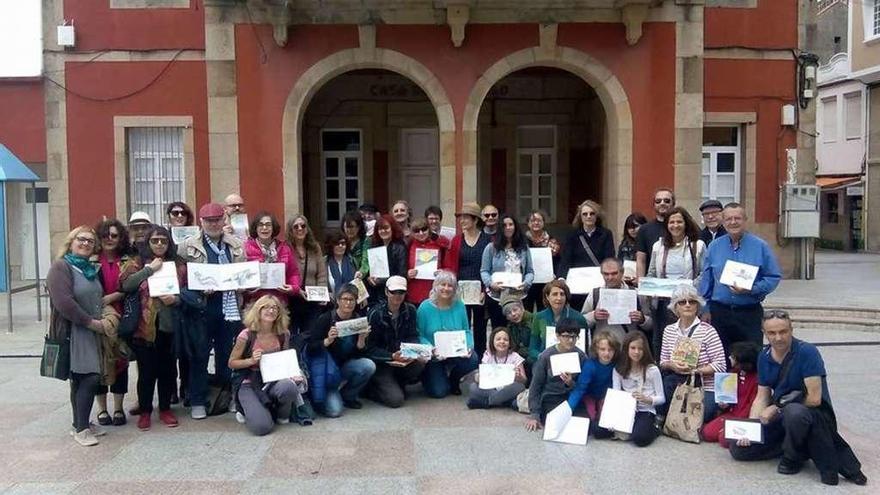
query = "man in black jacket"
(699, 199, 726, 246)
(364, 276, 427, 407)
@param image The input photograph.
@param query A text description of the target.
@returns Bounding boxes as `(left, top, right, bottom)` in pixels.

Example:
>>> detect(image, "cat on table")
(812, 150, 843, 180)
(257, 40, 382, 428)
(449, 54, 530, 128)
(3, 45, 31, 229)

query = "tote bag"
(663, 373, 704, 443)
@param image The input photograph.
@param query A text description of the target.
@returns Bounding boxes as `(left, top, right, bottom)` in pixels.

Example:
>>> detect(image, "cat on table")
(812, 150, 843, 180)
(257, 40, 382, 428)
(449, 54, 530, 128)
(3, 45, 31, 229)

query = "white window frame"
(862, 0, 880, 42)
(515, 125, 557, 222)
(320, 128, 363, 227)
(843, 91, 863, 140)
(127, 127, 186, 224)
(701, 126, 741, 204)
(821, 96, 838, 143)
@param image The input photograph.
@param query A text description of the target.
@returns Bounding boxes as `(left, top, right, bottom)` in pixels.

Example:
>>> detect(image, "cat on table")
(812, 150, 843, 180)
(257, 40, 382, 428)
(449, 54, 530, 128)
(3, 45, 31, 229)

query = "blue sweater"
(416, 298, 474, 350)
(567, 359, 614, 408)
(699, 232, 781, 306)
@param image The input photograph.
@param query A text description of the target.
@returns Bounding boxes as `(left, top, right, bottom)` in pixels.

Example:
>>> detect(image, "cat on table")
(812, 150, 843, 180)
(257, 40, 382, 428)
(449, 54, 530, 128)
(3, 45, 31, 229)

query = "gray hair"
(428, 270, 459, 304)
(502, 300, 524, 318)
(669, 284, 705, 316)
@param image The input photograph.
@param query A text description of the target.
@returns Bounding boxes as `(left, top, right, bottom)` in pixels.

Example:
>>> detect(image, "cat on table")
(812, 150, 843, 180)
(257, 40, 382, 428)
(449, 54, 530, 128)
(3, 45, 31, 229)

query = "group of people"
(46, 190, 866, 486)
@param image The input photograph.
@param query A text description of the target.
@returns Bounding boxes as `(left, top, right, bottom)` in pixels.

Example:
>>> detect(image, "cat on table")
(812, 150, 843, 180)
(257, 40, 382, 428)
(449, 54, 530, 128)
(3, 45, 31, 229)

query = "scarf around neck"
(64, 253, 98, 280)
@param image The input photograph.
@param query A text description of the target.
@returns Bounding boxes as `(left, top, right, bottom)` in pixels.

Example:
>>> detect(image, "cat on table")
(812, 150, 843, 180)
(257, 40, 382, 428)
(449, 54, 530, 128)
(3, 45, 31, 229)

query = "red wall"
(705, 58, 797, 223)
(0, 80, 46, 163)
(64, 60, 209, 226)
(233, 22, 677, 221)
(705, 0, 798, 49)
(64, 0, 204, 50)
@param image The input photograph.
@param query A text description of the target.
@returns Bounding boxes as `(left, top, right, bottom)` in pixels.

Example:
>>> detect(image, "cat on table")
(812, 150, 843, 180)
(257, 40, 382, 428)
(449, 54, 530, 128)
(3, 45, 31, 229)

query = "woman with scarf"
(244, 211, 301, 306)
(325, 231, 358, 301)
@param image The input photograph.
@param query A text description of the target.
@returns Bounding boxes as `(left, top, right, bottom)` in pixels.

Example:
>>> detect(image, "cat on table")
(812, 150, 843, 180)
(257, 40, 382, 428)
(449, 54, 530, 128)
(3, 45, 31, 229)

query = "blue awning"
(0, 143, 40, 182)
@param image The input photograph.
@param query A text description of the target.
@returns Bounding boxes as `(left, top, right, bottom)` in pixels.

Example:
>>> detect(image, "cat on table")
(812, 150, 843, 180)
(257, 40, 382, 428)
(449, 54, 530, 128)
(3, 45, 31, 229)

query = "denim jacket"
(479, 244, 534, 299)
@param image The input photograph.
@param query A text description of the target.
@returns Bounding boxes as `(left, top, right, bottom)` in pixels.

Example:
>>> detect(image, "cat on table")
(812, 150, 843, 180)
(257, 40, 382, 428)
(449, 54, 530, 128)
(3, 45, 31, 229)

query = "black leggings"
(134, 331, 176, 413)
(70, 372, 100, 432)
(96, 363, 128, 395)
(631, 411, 660, 447)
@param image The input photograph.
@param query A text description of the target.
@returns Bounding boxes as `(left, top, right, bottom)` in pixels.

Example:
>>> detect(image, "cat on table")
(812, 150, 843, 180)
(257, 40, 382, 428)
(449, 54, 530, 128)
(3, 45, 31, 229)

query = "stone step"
(792, 316, 880, 333)
(770, 304, 880, 322)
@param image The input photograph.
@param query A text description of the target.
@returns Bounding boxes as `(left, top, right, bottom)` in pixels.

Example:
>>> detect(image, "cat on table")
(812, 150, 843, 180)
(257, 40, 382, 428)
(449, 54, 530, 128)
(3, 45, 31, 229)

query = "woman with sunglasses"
(244, 211, 301, 306)
(406, 218, 447, 306)
(166, 202, 194, 228)
(657, 285, 726, 423)
(287, 215, 328, 336)
(47, 226, 117, 446)
(445, 202, 491, 357)
(164, 202, 195, 406)
(558, 200, 615, 312)
(92, 219, 132, 427)
(325, 231, 358, 300)
(119, 226, 188, 430)
(365, 214, 408, 303)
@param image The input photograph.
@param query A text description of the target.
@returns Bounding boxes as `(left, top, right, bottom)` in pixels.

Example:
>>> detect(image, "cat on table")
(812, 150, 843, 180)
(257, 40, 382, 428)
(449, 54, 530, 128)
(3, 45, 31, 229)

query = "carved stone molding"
(447, 4, 470, 47)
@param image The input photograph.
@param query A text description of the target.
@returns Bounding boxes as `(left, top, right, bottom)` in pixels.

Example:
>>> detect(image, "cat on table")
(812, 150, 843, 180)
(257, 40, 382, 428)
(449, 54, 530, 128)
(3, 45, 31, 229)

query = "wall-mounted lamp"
(798, 52, 819, 109)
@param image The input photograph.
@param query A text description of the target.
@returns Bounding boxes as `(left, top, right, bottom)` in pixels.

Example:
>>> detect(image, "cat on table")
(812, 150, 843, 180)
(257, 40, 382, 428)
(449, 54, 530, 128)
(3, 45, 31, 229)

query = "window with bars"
(875, 0, 880, 36)
(701, 126, 740, 206)
(127, 127, 185, 225)
(321, 130, 362, 226)
(516, 126, 556, 222)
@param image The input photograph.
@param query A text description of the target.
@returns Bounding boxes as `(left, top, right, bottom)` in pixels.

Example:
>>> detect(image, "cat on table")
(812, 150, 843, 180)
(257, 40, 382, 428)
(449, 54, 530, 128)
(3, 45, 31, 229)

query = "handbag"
(117, 290, 141, 340)
(663, 373, 704, 443)
(40, 334, 70, 381)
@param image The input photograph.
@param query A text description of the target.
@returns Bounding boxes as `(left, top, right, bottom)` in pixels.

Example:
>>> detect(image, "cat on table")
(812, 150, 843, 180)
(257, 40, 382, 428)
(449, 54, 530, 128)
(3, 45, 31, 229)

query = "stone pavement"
(0, 250, 877, 494)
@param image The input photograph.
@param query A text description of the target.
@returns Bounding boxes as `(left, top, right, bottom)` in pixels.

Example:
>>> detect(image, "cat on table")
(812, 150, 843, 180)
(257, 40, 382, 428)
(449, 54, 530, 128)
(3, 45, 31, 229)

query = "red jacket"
(406, 237, 447, 305)
(244, 238, 302, 304)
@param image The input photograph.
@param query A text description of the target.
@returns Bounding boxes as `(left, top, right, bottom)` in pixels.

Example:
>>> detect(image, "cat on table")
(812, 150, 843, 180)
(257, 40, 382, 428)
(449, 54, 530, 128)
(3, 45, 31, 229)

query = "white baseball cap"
(386, 276, 407, 292)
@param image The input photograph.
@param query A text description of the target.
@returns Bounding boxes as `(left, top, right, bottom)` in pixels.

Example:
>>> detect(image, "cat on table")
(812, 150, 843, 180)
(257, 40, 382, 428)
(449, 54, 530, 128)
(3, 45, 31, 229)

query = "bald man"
(223, 193, 246, 236)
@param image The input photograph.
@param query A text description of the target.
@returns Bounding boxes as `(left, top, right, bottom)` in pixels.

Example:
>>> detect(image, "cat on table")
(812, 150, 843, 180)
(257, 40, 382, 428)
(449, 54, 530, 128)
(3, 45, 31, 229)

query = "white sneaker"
(191, 405, 207, 420)
(73, 429, 98, 447)
(235, 412, 246, 424)
(69, 422, 107, 437)
(275, 417, 290, 425)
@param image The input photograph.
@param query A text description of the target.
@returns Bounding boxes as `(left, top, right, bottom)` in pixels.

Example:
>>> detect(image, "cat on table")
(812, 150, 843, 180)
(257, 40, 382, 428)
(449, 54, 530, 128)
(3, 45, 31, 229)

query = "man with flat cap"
(699, 199, 726, 246)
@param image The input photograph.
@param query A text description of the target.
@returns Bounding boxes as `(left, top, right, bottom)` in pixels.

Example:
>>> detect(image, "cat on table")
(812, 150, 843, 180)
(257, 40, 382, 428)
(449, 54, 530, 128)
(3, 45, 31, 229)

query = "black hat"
(358, 203, 379, 214)
(699, 199, 723, 212)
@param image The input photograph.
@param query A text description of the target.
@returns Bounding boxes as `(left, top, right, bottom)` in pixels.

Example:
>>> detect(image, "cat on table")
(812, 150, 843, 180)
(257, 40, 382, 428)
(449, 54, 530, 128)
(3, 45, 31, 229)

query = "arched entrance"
(281, 48, 455, 229)
(463, 48, 632, 237)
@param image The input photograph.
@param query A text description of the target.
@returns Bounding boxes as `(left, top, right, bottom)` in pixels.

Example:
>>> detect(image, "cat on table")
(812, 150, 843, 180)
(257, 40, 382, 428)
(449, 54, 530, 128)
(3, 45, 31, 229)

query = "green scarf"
(63, 253, 98, 281)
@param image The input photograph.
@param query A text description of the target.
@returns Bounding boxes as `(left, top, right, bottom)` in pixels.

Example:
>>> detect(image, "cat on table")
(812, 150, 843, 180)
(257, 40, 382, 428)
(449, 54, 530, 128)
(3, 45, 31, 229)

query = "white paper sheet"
(433, 330, 469, 358)
(351, 277, 369, 304)
(565, 267, 604, 294)
(545, 327, 586, 353)
(530, 247, 555, 283)
(439, 226, 456, 241)
(720, 260, 759, 291)
(598, 288, 638, 325)
(335, 316, 370, 337)
(457, 280, 482, 305)
(543, 403, 589, 446)
(623, 260, 637, 280)
(147, 261, 180, 296)
(414, 248, 439, 280)
(598, 388, 637, 434)
(399, 343, 433, 360)
(259, 349, 302, 382)
(714, 372, 738, 404)
(550, 352, 582, 376)
(171, 226, 200, 244)
(367, 246, 390, 278)
(478, 363, 516, 390)
(259, 263, 286, 289)
(636, 277, 692, 298)
(304, 285, 330, 302)
(229, 213, 249, 239)
(491, 271, 523, 288)
(187, 261, 261, 291)
(542, 402, 573, 443)
(724, 419, 763, 443)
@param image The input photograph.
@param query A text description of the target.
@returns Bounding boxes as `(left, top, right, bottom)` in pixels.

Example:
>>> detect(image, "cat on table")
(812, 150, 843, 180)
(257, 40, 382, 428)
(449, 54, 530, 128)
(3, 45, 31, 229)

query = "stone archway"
(462, 47, 633, 237)
(282, 48, 456, 220)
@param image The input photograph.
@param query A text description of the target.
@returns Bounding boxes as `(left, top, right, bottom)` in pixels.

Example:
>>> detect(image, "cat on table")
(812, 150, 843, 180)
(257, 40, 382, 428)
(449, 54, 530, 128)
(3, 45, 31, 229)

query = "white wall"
(817, 79, 867, 175)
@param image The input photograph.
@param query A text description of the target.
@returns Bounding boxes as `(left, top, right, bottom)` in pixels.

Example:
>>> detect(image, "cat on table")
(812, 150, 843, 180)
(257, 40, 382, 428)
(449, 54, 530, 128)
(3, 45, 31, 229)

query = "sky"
(0, 1, 42, 77)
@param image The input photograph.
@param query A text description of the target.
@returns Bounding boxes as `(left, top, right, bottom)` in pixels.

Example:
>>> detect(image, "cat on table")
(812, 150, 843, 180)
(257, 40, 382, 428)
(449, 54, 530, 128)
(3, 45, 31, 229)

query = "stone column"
(673, 1, 705, 215)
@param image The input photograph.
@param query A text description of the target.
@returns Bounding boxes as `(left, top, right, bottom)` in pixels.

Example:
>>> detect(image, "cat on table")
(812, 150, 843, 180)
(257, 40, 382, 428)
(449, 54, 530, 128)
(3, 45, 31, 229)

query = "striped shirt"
(659, 319, 726, 391)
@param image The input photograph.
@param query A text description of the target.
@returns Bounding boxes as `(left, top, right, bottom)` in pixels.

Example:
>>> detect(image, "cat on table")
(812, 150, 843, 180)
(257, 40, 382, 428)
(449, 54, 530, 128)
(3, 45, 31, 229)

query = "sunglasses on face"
(388, 290, 406, 296)
(654, 198, 673, 204)
(483, 212, 498, 218)
(676, 299, 698, 306)
(262, 305, 280, 312)
(292, 224, 307, 230)
(102, 233, 119, 240)
(169, 210, 186, 217)
(413, 227, 429, 234)
(149, 238, 169, 246)
(75, 236, 96, 245)
(581, 211, 596, 217)
(763, 309, 790, 320)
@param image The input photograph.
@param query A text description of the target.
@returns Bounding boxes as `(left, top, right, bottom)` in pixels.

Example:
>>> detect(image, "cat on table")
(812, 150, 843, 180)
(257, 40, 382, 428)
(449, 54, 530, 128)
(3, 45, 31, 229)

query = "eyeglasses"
(130, 223, 150, 230)
(676, 299, 698, 306)
(149, 238, 169, 246)
(257, 222, 273, 228)
(75, 236, 96, 245)
(557, 334, 578, 341)
(262, 305, 280, 312)
(388, 290, 406, 296)
(338, 297, 357, 304)
(169, 210, 186, 217)
(654, 198, 673, 204)
(227, 203, 244, 209)
(483, 212, 498, 218)
(763, 309, 790, 320)
(292, 224, 307, 230)
(101, 233, 119, 240)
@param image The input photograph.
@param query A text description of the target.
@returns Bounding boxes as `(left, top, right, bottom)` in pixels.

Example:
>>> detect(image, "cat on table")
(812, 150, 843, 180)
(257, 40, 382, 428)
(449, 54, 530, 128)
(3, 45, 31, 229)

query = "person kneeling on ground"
(364, 276, 427, 408)
(728, 310, 867, 486)
(701, 341, 760, 447)
(465, 327, 527, 409)
(612, 332, 665, 446)
(228, 295, 307, 436)
(525, 319, 587, 431)
(565, 331, 620, 439)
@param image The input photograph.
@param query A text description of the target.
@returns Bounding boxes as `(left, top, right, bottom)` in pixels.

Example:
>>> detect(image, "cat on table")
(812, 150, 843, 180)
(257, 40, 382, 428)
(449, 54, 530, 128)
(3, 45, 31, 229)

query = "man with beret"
(699, 199, 726, 246)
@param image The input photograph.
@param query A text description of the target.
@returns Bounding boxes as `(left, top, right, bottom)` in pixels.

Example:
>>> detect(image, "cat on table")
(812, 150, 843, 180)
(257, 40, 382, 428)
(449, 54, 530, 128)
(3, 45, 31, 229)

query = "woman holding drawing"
(365, 214, 408, 303)
(558, 200, 615, 312)
(406, 217, 447, 306)
(480, 214, 534, 333)
(657, 285, 726, 423)
(524, 209, 560, 312)
(286, 215, 328, 336)
(307, 284, 376, 417)
(416, 271, 479, 398)
(244, 212, 301, 306)
(229, 295, 307, 436)
(324, 231, 358, 300)
(119, 225, 188, 430)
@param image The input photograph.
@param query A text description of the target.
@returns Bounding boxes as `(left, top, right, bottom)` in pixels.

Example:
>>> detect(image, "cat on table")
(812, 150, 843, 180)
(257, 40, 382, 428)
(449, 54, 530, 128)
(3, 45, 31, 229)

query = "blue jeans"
(421, 353, 479, 398)
(321, 358, 376, 418)
(190, 316, 241, 407)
